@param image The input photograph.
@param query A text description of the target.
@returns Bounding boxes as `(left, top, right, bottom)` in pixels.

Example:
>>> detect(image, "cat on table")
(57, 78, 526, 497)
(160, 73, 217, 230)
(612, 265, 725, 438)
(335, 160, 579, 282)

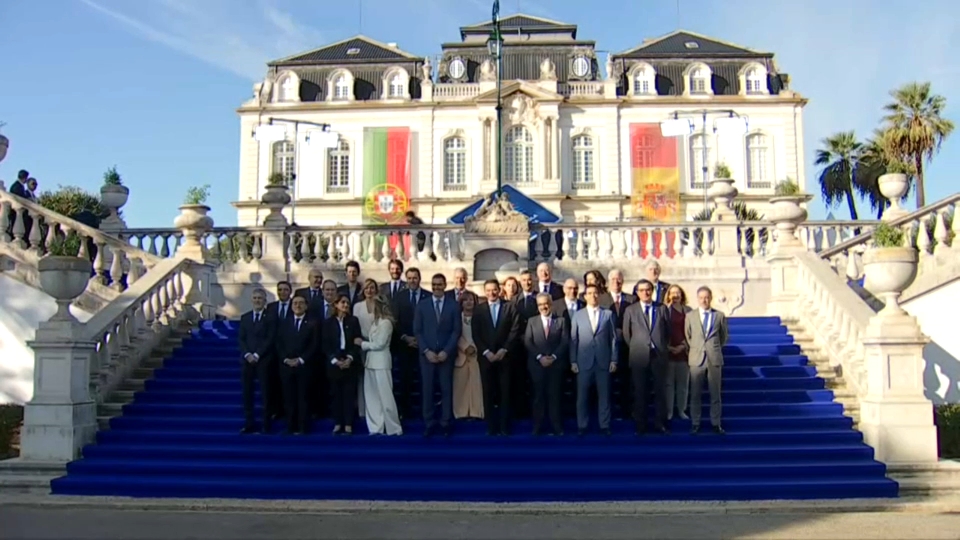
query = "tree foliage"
(36, 185, 110, 223)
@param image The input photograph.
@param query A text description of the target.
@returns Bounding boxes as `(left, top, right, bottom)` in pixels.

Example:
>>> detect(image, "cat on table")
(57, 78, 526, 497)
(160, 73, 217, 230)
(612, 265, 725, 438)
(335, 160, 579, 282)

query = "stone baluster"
(12, 206, 26, 248)
(395, 231, 406, 261)
(933, 210, 950, 253)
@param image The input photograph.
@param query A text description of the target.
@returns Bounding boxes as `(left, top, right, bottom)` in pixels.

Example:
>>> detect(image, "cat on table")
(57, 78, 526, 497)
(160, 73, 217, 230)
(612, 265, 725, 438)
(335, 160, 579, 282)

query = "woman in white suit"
(356, 294, 403, 435)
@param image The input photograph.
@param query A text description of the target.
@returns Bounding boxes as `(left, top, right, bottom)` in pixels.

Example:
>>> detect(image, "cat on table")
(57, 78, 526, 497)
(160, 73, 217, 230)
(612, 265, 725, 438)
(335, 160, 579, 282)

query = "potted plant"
(174, 184, 214, 247)
(862, 221, 918, 316)
(878, 161, 911, 221)
(707, 162, 738, 219)
(261, 173, 292, 226)
(39, 233, 92, 322)
(99, 166, 129, 223)
(768, 178, 810, 249)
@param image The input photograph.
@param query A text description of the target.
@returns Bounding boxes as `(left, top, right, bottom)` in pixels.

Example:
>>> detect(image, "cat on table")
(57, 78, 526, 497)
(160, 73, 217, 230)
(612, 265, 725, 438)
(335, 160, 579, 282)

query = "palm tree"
(814, 131, 863, 220)
(857, 129, 916, 219)
(881, 82, 954, 208)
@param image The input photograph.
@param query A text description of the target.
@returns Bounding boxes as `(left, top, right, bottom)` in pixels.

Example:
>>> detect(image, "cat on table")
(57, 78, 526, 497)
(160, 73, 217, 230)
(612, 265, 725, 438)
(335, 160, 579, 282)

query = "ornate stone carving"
(479, 59, 497, 82)
(465, 192, 529, 234)
(506, 94, 540, 126)
(253, 76, 274, 104)
(421, 58, 432, 83)
(539, 58, 557, 81)
(605, 57, 616, 81)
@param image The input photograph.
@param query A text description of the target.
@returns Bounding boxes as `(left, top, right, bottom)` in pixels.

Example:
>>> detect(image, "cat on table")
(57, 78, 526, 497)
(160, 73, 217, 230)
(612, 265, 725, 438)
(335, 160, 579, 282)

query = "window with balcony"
(505, 126, 534, 185)
(746, 133, 771, 188)
(688, 134, 711, 189)
(327, 140, 350, 193)
(272, 141, 295, 184)
(572, 135, 594, 189)
(443, 137, 467, 191)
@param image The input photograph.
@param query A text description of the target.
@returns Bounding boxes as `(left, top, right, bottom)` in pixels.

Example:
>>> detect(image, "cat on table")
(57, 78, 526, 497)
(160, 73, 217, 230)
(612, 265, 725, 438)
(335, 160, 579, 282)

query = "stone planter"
(100, 184, 129, 224)
(862, 246, 919, 316)
(38, 255, 93, 322)
(769, 195, 810, 250)
(0, 133, 8, 163)
(878, 173, 909, 222)
(261, 184, 291, 226)
(174, 204, 214, 248)
(707, 178, 738, 220)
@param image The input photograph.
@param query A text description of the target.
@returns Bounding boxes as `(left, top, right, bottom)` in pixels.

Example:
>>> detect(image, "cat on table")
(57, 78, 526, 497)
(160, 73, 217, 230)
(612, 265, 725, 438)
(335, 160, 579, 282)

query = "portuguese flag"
(363, 127, 411, 225)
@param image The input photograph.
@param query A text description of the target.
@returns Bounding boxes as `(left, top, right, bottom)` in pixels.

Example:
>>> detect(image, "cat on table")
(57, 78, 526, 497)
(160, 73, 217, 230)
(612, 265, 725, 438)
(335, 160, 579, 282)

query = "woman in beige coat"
(453, 291, 484, 419)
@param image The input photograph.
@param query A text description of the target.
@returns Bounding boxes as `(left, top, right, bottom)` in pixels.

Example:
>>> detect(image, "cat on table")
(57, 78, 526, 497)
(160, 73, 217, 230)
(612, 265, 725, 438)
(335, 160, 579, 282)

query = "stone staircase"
(782, 318, 861, 426)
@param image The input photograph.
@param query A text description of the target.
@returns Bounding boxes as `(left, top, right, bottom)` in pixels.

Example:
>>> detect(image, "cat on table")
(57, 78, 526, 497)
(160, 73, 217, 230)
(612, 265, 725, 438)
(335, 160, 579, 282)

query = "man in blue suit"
(413, 273, 462, 437)
(570, 283, 619, 436)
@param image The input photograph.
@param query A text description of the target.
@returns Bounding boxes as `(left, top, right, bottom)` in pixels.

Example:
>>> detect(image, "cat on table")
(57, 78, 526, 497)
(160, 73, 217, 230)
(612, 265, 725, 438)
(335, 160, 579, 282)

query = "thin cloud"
(77, 0, 325, 80)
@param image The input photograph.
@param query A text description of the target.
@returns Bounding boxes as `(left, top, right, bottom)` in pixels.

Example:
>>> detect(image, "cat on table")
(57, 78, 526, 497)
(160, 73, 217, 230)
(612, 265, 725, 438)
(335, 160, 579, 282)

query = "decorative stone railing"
(431, 83, 481, 102)
(558, 81, 604, 98)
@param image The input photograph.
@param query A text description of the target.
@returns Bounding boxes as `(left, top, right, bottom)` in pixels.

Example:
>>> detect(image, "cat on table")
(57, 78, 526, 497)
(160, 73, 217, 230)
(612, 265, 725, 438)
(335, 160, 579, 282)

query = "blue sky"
(0, 0, 957, 227)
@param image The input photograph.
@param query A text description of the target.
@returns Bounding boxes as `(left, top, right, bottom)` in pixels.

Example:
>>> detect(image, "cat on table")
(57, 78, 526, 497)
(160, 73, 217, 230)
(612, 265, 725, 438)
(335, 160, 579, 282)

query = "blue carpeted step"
(49, 474, 899, 502)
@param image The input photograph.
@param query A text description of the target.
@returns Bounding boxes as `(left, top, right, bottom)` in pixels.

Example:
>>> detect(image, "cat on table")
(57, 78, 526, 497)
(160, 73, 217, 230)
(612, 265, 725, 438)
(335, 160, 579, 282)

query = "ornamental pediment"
(474, 81, 562, 103)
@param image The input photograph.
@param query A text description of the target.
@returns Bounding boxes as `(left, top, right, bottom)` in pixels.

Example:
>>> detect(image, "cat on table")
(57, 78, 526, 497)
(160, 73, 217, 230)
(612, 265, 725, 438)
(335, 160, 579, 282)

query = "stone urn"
(174, 204, 214, 248)
(707, 178, 738, 220)
(100, 184, 129, 223)
(862, 246, 919, 316)
(0, 133, 8, 163)
(261, 184, 291, 226)
(38, 255, 93, 322)
(878, 173, 909, 222)
(768, 195, 810, 249)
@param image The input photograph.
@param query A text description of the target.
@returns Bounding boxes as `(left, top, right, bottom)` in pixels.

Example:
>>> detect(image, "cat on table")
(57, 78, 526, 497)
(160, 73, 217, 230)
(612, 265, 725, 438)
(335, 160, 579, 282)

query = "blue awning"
(447, 185, 562, 225)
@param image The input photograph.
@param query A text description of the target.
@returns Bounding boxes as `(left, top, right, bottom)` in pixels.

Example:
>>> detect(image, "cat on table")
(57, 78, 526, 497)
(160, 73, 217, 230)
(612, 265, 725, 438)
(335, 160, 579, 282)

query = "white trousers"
(364, 368, 403, 435)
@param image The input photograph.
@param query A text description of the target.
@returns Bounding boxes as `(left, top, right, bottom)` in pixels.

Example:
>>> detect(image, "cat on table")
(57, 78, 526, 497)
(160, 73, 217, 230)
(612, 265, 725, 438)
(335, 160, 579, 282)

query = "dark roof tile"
(269, 36, 421, 66)
(616, 31, 770, 58)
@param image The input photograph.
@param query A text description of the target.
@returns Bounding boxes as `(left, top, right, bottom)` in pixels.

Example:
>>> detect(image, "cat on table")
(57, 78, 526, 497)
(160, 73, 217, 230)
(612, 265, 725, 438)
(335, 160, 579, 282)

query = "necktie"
(435, 299, 442, 321)
(392, 282, 398, 296)
(311, 290, 317, 299)
(590, 309, 598, 332)
(645, 305, 652, 327)
(280, 303, 287, 319)
(296, 318, 302, 332)
(491, 303, 499, 327)
(410, 291, 416, 305)
(702, 311, 711, 334)
(544, 318, 550, 338)
(324, 304, 330, 318)
(569, 302, 575, 313)
(254, 312, 260, 323)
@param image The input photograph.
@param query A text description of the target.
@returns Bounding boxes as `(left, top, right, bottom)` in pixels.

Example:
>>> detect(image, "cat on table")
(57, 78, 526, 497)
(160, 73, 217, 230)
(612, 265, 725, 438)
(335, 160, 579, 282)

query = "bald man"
(551, 278, 585, 325)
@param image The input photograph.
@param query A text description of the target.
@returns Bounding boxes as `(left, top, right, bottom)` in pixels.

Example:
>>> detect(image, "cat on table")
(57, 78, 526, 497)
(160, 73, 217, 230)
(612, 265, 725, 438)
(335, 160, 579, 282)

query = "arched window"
(572, 135, 594, 188)
(277, 74, 298, 102)
(389, 73, 406, 98)
(327, 140, 350, 193)
(272, 141, 295, 183)
(745, 67, 764, 94)
(505, 126, 534, 185)
(443, 137, 467, 191)
(688, 134, 711, 188)
(334, 74, 351, 100)
(746, 133, 770, 188)
(688, 64, 711, 95)
(631, 64, 655, 96)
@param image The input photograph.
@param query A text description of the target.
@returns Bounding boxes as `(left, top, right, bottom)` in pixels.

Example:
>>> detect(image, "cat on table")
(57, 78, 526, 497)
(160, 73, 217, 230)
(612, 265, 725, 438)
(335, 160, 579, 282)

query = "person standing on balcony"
(664, 284, 692, 421)
(414, 273, 462, 437)
(277, 295, 319, 435)
(238, 289, 276, 434)
(338, 260, 363, 306)
(685, 286, 729, 435)
(8, 169, 29, 198)
(323, 294, 363, 435)
(536, 262, 564, 301)
(473, 279, 521, 436)
(622, 279, 671, 435)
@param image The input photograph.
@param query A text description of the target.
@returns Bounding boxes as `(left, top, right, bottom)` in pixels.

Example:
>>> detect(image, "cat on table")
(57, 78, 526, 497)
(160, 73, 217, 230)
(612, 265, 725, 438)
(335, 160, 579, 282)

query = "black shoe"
(283, 429, 295, 436)
(486, 428, 498, 436)
(442, 426, 452, 437)
(531, 428, 542, 437)
(500, 429, 510, 437)
(292, 431, 303, 436)
(690, 425, 700, 434)
(577, 429, 586, 437)
(634, 422, 646, 436)
(713, 426, 726, 435)
(240, 426, 256, 435)
(656, 425, 669, 435)
(601, 428, 612, 437)
(553, 430, 564, 437)
(423, 426, 434, 438)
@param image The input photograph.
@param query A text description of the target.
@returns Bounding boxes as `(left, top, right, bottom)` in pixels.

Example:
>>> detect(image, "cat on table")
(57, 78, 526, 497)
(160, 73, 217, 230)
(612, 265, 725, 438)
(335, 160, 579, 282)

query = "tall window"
(690, 67, 709, 94)
(746, 133, 771, 188)
(689, 134, 710, 188)
(632, 67, 653, 96)
(389, 73, 405, 98)
(272, 141, 295, 183)
(278, 75, 298, 102)
(443, 137, 467, 191)
(505, 126, 534, 185)
(572, 135, 594, 188)
(327, 140, 350, 193)
(745, 68, 764, 94)
(334, 75, 351, 100)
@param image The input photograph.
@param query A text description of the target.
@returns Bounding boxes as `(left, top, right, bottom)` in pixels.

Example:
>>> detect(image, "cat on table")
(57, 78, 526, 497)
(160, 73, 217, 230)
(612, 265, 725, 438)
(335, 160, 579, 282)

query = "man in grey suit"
(570, 283, 619, 436)
(622, 279, 671, 435)
(684, 286, 729, 434)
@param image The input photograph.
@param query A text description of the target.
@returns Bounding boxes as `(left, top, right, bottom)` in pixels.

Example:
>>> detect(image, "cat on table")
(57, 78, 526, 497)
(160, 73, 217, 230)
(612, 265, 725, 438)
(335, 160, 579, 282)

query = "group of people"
(237, 259, 729, 437)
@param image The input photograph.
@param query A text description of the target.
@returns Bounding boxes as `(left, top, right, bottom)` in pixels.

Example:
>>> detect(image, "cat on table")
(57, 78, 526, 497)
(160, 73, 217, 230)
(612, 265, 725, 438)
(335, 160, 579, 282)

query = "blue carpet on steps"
(50, 316, 898, 502)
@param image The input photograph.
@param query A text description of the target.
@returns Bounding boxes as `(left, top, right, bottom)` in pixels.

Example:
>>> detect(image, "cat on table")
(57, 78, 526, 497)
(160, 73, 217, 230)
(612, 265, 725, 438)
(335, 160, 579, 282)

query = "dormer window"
(630, 63, 656, 96)
(334, 75, 351, 100)
(346, 48, 360, 56)
(690, 67, 708, 94)
(741, 63, 769, 96)
(684, 41, 699, 49)
(389, 74, 405, 98)
(277, 74, 298, 102)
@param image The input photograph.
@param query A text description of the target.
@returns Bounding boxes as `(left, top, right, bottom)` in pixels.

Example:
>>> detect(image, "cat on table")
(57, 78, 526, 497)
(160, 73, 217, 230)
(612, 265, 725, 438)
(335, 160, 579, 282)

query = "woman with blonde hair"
(664, 283, 692, 420)
(453, 290, 484, 419)
(353, 278, 379, 418)
(356, 294, 403, 435)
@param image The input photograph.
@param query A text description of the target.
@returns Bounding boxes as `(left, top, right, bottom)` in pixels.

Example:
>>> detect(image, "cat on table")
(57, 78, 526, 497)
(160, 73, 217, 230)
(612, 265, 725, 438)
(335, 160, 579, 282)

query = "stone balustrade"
(431, 83, 481, 102)
(557, 81, 605, 98)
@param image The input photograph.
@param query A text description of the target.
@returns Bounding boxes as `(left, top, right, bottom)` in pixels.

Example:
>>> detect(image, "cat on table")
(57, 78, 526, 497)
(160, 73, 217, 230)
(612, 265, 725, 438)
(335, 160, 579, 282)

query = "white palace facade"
(234, 15, 808, 226)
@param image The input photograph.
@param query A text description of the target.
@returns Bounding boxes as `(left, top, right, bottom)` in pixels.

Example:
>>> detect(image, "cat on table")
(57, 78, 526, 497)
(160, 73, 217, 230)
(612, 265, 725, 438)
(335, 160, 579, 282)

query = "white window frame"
(389, 73, 405, 98)
(442, 137, 467, 191)
(326, 140, 350, 193)
(505, 126, 534, 185)
(571, 135, 595, 189)
(272, 141, 295, 183)
(746, 133, 772, 188)
(688, 134, 711, 189)
(277, 74, 299, 102)
(685, 63, 713, 96)
(629, 63, 656, 97)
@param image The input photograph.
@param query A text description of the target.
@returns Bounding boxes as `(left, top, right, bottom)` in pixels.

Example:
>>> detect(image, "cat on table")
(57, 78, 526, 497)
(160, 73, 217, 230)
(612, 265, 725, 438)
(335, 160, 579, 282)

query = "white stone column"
(765, 252, 801, 318)
(859, 312, 939, 464)
(20, 319, 98, 462)
(551, 116, 560, 182)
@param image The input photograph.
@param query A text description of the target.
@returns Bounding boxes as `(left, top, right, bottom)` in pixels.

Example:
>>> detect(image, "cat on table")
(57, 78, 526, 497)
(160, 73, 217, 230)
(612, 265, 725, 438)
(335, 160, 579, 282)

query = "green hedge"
(937, 404, 960, 459)
(0, 405, 23, 459)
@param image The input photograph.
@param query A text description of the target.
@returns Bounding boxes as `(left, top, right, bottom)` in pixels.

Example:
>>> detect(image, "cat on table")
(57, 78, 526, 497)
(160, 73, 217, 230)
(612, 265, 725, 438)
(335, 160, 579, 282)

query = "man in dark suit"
(536, 262, 564, 300)
(394, 266, 425, 418)
(511, 269, 539, 419)
(265, 280, 295, 419)
(276, 295, 318, 435)
(238, 289, 276, 434)
(449, 267, 469, 301)
(622, 278, 672, 435)
(600, 269, 636, 420)
(570, 284, 618, 436)
(473, 279, 521, 436)
(551, 278, 583, 324)
(633, 260, 670, 303)
(523, 293, 570, 436)
(413, 273, 462, 437)
(8, 170, 29, 198)
(294, 269, 325, 318)
(685, 286, 729, 435)
(337, 260, 363, 306)
(379, 259, 406, 300)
